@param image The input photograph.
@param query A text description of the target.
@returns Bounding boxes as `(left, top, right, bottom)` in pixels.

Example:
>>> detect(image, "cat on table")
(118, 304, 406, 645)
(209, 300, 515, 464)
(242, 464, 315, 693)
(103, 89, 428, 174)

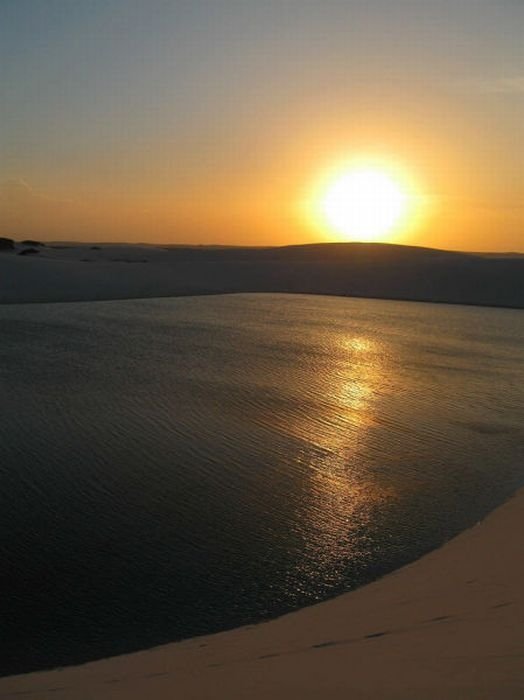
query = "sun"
(299, 157, 425, 244)
(320, 168, 408, 242)
(300, 156, 428, 244)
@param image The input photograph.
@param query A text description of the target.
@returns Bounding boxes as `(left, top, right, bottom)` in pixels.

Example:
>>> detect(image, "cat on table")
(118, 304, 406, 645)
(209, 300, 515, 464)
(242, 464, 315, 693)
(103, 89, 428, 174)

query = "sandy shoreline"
(1, 487, 523, 699)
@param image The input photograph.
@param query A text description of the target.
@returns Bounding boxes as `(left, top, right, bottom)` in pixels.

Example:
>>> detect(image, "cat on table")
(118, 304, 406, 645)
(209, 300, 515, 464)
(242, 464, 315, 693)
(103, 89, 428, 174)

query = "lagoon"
(1, 293, 523, 675)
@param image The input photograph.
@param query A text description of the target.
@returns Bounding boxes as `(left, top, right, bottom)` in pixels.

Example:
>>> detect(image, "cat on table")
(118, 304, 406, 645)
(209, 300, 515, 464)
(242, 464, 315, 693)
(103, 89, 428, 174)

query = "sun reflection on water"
(288, 330, 398, 589)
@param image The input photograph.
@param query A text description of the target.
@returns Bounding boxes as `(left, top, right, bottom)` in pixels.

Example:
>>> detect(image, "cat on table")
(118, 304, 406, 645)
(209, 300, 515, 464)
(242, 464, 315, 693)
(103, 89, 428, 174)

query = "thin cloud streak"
(468, 76, 524, 95)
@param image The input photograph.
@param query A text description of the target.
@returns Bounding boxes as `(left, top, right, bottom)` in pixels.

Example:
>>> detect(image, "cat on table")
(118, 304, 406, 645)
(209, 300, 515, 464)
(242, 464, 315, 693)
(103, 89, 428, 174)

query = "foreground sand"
(1, 488, 522, 699)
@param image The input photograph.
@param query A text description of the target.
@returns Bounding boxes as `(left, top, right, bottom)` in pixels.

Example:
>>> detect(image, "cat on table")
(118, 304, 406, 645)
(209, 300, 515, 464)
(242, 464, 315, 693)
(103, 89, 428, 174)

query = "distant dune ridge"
(0, 241, 523, 308)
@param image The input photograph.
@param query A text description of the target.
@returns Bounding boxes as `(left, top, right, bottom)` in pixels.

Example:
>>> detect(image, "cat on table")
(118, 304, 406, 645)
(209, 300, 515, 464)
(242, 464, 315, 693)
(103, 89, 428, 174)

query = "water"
(1, 293, 523, 675)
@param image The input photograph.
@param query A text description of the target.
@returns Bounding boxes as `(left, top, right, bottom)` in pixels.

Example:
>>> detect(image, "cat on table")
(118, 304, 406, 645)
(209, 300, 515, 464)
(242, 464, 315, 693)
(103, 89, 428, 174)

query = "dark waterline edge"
(1, 289, 524, 313)
(3, 482, 523, 681)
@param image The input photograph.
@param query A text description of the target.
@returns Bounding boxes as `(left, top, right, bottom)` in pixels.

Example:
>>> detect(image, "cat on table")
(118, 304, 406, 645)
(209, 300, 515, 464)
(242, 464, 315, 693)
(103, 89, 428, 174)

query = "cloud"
(0, 178, 154, 241)
(0, 178, 75, 210)
(0, 179, 77, 238)
(469, 76, 524, 95)
(0, 178, 40, 206)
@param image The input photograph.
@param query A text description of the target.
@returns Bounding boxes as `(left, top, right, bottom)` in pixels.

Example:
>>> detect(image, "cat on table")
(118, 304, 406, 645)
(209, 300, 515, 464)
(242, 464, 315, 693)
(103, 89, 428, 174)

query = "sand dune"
(1, 241, 523, 308)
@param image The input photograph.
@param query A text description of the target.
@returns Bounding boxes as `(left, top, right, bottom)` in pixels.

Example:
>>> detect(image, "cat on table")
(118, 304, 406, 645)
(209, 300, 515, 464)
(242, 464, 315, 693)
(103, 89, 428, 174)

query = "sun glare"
(304, 159, 422, 243)
(321, 168, 407, 241)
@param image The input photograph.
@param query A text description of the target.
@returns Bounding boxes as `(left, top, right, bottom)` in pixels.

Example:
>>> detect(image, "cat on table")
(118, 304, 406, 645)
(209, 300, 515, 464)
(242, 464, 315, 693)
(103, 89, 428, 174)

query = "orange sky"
(1, 1, 523, 252)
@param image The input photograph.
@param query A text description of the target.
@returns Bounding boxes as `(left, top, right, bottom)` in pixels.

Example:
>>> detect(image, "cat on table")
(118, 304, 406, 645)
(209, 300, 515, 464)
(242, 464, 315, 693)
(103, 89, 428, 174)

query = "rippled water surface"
(1, 293, 523, 674)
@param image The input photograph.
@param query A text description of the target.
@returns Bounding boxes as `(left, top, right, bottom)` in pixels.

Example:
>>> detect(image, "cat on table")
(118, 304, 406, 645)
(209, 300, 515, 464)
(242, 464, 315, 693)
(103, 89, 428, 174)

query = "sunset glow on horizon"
(320, 168, 409, 243)
(1, 1, 523, 252)
(301, 156, 427, 244)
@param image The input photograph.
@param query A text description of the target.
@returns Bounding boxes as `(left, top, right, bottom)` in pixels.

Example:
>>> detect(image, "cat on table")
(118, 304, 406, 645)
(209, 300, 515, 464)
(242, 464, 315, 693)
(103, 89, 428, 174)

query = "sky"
(1, 0, 523, 251)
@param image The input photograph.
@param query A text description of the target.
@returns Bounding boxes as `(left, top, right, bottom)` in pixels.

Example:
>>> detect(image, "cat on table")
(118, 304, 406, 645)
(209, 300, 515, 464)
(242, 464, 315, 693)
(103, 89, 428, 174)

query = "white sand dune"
(1, 488, 522, 699)
(1, 241, 524, 307)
